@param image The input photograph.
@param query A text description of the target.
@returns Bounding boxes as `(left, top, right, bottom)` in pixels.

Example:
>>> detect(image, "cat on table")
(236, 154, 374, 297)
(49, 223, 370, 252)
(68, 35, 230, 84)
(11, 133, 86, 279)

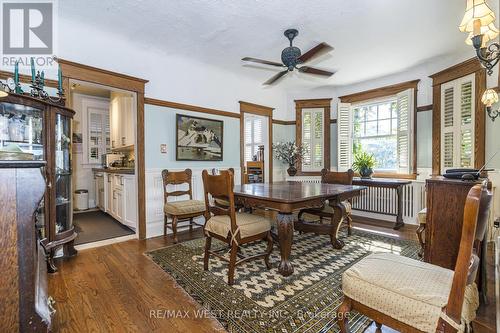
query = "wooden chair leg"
(346, 214, 353, 236)
(189, 217, 194, 232)
(264, 232, 273, 269)
(375, 322, 382, 332)
(163, 216, 168, 236)
(416, 224, 425, 258)
(172, 216, 178, 243)
(203, 236, 211, 270)
(336, 296, 352, 333)
(228, 242, 238, 285)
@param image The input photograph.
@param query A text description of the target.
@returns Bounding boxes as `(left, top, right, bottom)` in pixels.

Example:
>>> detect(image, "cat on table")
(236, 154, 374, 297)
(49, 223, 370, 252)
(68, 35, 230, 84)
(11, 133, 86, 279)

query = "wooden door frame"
(429, 58, 486, 175)
(56, 58, 149, 239)
(239, 101, 274, 184)
(295, 98, 332, 176)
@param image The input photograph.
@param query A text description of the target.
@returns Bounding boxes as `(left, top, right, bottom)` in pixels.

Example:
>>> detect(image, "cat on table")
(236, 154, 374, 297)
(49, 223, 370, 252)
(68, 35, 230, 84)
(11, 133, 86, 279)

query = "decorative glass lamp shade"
(459, 0, 496, 33)
(481, 88, 499, 106)
(466, 22, 499, 45)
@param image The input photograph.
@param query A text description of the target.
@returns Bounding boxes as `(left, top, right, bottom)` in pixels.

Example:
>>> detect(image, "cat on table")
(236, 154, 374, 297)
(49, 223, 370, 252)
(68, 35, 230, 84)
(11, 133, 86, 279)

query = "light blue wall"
(417, 111, 432, 168)
(272, 123, 295, 168)
(145, 104, 240, 169)
(486, 100, 500, 168)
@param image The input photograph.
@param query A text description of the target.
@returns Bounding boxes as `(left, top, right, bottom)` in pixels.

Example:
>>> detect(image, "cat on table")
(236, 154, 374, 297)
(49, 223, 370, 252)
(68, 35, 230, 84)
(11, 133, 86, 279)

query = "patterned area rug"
(146, 229, 420, 333)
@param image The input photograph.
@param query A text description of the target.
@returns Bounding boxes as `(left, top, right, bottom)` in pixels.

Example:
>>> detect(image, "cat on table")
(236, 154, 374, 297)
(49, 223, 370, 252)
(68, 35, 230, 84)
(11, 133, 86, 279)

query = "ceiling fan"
(242, 29, 334, 85)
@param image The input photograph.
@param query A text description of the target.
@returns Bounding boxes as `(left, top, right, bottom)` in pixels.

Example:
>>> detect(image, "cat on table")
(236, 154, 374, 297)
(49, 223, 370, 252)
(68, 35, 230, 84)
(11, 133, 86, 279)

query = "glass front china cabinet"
(0, 93, 76, 272)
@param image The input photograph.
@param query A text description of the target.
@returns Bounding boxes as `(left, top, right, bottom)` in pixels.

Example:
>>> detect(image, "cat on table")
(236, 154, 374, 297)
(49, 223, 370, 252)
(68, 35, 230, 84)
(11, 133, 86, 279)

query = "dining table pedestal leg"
(329, 198, 346, 250)
(276, 212, 294, 276)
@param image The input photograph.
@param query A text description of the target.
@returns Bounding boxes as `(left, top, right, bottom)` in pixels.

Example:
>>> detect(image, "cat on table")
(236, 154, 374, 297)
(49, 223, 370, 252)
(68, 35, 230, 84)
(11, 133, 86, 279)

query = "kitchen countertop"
(92, 168, 135, 175)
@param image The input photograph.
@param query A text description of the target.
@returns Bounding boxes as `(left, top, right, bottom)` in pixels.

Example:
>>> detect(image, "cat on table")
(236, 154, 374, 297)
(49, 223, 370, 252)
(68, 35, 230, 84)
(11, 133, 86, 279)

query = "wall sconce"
(460, 0, 500, 121)
(481, 88, 500, 121)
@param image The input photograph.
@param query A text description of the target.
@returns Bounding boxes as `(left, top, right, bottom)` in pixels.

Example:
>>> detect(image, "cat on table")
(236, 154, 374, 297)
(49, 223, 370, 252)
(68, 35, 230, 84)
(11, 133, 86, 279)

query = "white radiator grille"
(286, 176, 426, 224)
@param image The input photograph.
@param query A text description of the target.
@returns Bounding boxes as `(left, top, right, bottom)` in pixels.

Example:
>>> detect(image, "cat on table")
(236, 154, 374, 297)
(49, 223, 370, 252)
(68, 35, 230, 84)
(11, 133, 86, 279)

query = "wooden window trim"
(339, 79, 420, 104)
(295, 98, 332, 176)
(339, 80, 419, 177)
(430, 58, 486, 175)
(239, 101, 274, 184)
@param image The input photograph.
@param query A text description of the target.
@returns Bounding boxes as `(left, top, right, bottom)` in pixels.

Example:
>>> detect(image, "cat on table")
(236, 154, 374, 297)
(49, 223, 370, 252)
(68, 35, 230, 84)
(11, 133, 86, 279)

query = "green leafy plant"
(352, 151, 376, 178)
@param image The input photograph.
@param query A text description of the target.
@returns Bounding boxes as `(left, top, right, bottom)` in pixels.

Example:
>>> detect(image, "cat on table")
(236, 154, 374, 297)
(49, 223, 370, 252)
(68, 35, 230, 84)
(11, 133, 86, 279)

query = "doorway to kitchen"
(69, 80, 138, 248)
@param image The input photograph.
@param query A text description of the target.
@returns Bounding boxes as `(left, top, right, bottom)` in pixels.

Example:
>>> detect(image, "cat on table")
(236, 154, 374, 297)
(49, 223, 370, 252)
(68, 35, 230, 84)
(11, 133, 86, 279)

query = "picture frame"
(176, 114, 223, 161)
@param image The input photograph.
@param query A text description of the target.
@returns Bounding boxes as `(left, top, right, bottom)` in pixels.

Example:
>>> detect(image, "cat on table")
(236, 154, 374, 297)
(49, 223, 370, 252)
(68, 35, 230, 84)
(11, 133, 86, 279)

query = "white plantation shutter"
(440, 74, 475, 172)
(244, 115, 264, 162)
(396, 89, 414, 174)
(88, 107, 110, 163)
(301, 108, 324, 172)
(337, 102, 352, 171)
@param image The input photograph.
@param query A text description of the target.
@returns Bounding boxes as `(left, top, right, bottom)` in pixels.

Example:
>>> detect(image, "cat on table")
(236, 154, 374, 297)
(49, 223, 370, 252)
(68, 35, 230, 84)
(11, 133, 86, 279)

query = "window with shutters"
(338, 88, 414, 174)
(88, 107, 111, 163)
(244, 114, 264, 162)
(301, 108, 324, 172)
(440, 74, 475, 172)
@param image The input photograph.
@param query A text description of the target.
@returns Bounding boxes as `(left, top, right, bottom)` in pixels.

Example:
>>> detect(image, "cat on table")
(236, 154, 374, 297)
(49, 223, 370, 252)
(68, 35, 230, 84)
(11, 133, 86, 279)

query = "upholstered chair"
(202, 169, 273, 285)
(162, 169, 206, 243)
(297, 169, 355, 246)
(337, 184, 490, 333)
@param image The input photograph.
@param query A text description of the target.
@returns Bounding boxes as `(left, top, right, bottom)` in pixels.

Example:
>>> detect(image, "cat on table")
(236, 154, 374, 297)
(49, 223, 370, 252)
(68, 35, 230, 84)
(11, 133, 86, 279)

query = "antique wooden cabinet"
(0, 93, 76, 272)
(424, 176, 485, 269)
(0, 161, 54, 332)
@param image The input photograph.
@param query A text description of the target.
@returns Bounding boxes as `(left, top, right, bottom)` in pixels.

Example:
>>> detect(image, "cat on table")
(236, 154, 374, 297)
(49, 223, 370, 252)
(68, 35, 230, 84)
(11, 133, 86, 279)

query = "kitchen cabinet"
(93, 170, 137, 230)
(95, 172, 105, 210)
(110, 92, 134, 149)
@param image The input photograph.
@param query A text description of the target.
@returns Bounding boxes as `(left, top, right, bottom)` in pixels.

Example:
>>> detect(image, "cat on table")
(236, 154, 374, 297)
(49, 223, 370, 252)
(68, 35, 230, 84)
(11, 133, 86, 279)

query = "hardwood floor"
(49, 222, 496, 333)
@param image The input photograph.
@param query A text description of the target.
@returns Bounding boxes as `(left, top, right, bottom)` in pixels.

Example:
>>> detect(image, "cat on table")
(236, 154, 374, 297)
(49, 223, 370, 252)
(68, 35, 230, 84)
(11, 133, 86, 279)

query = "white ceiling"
(60, 0, 475, 88)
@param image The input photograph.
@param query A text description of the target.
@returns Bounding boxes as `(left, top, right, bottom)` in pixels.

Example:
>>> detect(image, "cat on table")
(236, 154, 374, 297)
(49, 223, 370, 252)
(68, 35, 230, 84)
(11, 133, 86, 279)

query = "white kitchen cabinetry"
(110, 92, 134, 149)
(94, 171, 137, 231)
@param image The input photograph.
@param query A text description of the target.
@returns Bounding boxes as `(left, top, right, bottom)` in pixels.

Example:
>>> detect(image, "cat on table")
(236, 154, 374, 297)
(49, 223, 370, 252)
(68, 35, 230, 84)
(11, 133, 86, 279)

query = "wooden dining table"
(233, 181, 366, 276)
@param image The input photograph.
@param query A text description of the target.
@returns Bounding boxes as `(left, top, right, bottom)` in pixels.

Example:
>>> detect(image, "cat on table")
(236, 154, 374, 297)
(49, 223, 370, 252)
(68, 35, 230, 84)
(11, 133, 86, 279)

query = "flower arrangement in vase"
(352, 151, 376, 179)
(273, 141, 307, 176)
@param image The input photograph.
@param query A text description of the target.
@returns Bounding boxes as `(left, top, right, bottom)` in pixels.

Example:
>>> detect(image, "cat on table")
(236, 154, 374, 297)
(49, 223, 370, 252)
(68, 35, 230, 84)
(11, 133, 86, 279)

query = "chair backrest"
(161, 169, 193, 203)
(443, 184, 486, 330)
(321, 168, 354, 185)
(202, 169, 237, 232)
(211, 167, 235, 175)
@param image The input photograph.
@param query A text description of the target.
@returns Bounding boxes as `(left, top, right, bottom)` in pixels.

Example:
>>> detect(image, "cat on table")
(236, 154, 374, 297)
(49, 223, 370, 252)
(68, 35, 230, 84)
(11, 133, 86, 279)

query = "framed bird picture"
(176, 114, 223, 161)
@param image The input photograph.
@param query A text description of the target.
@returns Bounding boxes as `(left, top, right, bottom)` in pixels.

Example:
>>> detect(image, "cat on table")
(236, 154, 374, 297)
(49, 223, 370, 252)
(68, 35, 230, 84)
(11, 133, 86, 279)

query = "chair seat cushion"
(164, 200, 206, 216)
(418, 207, 427, 225)
(205, 213, 271, 240)
(302, 200, 352, 222)
(342, 252, 478, 332)
(214, 198, 230, 207)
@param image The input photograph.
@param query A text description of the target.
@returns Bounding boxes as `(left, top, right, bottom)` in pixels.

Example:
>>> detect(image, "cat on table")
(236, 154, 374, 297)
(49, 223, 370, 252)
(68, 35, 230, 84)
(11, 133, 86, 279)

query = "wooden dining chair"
(202, 169, 273, 285)
(297, 169, 355, 246)
(162, 168, 206, 243)
(210, 168, 237, 208)
(336, 184, 488, 333)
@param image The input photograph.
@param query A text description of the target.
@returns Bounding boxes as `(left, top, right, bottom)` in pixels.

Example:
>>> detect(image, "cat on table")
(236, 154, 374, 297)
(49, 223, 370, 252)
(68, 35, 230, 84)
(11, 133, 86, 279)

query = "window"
(352, 100, 398, 171)
(338, 88, 414, 174)
(440, 74, 475, 171)
(301, 108, 324, 172)
(244, 114, 264, 162)
(88, 107, 110, 163)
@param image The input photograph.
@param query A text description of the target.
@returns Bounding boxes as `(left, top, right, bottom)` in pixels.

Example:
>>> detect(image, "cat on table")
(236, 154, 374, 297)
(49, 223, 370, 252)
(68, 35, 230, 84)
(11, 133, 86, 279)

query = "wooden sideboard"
(0, 161, 53, 332)
(425, 176, 487, 269)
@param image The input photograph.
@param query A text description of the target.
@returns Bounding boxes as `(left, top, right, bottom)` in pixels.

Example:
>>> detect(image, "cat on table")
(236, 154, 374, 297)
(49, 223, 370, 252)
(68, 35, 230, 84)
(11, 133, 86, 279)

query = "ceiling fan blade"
(298, 42, 333, 63)
(298, 66, 335, 77)
(263, 70, 289, 85)
(242, 57, 285, 67)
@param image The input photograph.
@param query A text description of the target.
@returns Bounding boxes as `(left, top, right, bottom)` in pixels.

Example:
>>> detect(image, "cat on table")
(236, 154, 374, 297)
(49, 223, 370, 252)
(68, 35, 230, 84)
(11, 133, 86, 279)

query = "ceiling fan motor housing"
(282, 47, 301, 70)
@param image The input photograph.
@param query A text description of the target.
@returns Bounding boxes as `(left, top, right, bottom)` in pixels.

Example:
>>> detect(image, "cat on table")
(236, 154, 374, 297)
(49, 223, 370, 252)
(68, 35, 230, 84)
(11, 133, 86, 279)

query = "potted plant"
(273, 141, 307, 176)
(352, 151, 376, 179)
